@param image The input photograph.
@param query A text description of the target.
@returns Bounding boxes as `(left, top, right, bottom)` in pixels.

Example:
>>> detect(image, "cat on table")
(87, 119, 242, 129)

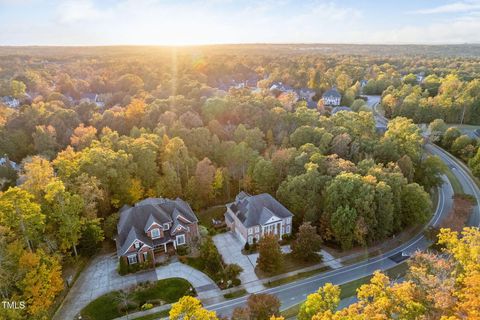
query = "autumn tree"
(0, 187, 45, 250)
(70, 124, 97, 150)
(233, 293, 281, 320)
(18, 249, 64, 318)
(291, 222, 323, 262)
(298, 283, 340, 320)
(257, 234, 284, 274)
(169, 296, 218, 320)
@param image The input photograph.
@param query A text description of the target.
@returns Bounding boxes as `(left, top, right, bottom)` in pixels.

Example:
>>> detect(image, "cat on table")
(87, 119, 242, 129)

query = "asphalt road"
(205, 96, 480, 318)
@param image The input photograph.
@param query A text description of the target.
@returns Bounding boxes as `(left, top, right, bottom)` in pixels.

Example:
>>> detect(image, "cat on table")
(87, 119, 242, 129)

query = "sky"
(1, 0, 480, 46)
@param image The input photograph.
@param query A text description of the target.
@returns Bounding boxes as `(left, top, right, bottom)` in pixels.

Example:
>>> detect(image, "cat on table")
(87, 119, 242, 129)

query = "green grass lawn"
(265, 265, 331, 288)
(198, 206, 226, 228)
(80, 278, 193, 320)
(133, 309, 170, 320)
(444, 165, 464, 194)
(223, 289, 248, 299)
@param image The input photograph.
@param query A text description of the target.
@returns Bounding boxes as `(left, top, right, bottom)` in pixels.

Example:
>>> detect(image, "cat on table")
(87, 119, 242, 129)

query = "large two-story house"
(322, 87, 341, 106)
(225, 192, 294, 245)
(116, 197, 199, 265)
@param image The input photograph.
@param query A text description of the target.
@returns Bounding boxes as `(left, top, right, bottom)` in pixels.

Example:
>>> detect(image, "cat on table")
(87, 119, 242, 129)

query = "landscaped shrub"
(141, 303, 153, 310)
(119, 257, 128, 275)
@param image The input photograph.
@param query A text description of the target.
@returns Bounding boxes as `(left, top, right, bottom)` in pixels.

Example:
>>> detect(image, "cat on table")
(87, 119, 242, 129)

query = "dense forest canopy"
(0, 44, 477, 319)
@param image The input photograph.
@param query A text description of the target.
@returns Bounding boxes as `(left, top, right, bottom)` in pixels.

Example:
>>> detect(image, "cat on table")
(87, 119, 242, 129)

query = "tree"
(384, 117, 423, 162)
(78, 219, 104, 256)
(70, 124, 97, 150)
(414, 155, 446, 191)
(291, 222, 323, 262)
(247, 293, 281, 320)
(401, 183, 432, 227)
(298, 283, 340, 320)
(442, 127, 461, 149)
(257, 234, 284, 274)
(32, 125, 58, 158)
(330, 206, 357, 250)
(18, 249, 64, 318)
(20, 156, 55, 201)
(44, 180, 84, 256)
(169, 296, 218, 320)
(469, 147, 480, 178)
(9, 80, 26, 98)
(428, 119, 447, 143)
(276, 169, 328, 224)
(0, 187, 45, 250)
(250, 158, 277, 194)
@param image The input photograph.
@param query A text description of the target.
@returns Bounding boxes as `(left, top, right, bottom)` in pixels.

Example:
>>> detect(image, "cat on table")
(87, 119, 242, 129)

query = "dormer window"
(163, 223, 169, 230)
(134, 241, 140, 249)
(151, 228, 161, 239)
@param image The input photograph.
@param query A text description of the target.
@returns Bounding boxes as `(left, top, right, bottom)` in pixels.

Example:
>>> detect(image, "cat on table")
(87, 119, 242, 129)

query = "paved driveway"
(213, 232, 265, 293)
(54, 254, 222, 320)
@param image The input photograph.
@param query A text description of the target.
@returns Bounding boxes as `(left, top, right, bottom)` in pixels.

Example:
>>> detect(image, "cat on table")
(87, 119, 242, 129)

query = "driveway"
(213, 232, 265, 293)
(54, 254, 222, 320)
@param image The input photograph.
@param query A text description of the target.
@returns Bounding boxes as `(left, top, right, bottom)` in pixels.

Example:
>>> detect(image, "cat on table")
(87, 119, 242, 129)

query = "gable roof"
(322, 87, 341, 99)
(116, 197, 198, 256)
(227, 192, 293, 228)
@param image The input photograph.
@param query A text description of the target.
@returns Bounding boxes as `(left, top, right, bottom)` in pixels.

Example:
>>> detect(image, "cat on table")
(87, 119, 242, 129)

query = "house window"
(286, 217, 291, 224)
(127, 255, 138, 264)
(248, 236, 253, 244)
(134, 241, 140, 249)
(151, 228, 161, 239)
(286, 225, 291, 234)
(176, 234, 186, 246)
(143, 252, 149, 262)
(255, 226, 259, 233)
(163, 223, 169, 230)
(248, 228, 253, 235)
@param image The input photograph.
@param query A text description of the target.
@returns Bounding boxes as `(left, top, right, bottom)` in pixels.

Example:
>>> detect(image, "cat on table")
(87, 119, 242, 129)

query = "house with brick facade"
(116, 197, 199, 265)
(225, 192, 293, 245)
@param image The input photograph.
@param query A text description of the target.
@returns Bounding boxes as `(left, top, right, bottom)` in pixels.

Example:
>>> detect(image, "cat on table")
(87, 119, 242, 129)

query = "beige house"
(225, 192, 294, 245)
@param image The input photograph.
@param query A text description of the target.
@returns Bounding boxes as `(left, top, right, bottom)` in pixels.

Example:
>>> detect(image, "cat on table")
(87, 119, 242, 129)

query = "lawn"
(444, 165, 464, 194)
(198, 205, 228, 235)
(265, 265, 331, 288)
(256, 253, 325, 279)
(223, 289, 248, 299)
(133, 309, 170, 320)
(80, 278, 193, 320)
(198, 205, 226, 228)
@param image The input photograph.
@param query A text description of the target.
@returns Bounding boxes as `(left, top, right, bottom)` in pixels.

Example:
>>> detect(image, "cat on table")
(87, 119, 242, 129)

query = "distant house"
(80, 93, 105, 108)
(297, 88, 316, 101)
(116, 197, 199, 265)
(269, 82, 294, 95)
(1, 96, 20, 108)
(0, 156, 19, 171)
(331, 106, 352, 114)
(322, 87, 341, 107)
(359, 80, 368, 88)
(225, 192, 293, 245)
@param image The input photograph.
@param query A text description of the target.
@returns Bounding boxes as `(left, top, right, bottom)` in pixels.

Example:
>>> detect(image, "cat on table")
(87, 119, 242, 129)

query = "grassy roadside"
(133, 309, 170, 320)
(444, 165, 464, 194)
(265, 266, 331, 288)
(280, 262, 409, 319)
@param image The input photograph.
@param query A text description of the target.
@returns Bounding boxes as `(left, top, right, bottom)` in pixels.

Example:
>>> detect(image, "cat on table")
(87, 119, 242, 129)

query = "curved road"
(205, 96, 480, 318)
